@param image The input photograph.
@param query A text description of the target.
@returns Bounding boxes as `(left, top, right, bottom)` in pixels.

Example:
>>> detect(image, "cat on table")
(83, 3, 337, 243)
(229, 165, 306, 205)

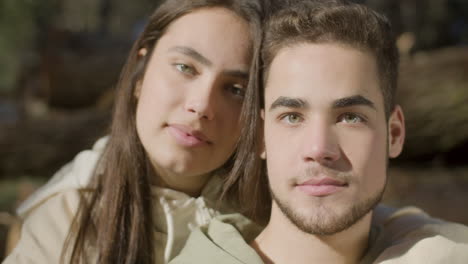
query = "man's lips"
(167, 124, 212, 147)
(299, 177, 346, 186)
(296, 177, 348, 197)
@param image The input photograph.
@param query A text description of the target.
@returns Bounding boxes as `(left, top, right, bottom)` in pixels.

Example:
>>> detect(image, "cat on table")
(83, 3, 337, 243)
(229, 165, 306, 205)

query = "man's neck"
(251, 204, 372, 264)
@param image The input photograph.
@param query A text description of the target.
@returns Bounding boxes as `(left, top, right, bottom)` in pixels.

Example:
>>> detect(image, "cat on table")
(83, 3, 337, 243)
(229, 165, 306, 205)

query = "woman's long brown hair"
(61, 0, 264, 263)
(221, 0, 289, 226)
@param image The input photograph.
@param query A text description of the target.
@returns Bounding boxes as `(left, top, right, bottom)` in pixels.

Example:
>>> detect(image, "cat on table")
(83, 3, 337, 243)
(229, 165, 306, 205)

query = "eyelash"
(174, 63, 197, 75)
(277, 112, 367, 125)
(337, 112, 367, 124)
(173, 61, 246, 100)
(226, 84, 246, 98)
(279, 112, 304, 125)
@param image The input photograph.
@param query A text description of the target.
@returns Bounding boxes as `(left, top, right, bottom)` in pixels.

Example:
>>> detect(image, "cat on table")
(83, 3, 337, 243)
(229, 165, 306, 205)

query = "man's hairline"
(262, 39, 396, 118)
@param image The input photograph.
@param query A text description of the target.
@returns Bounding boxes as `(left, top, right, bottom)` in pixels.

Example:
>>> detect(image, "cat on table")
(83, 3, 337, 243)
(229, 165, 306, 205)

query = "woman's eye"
(175, 63, 196, 75)
(227, 84, 245, 98)
(282, 113, 303, 124)
(340, 113, 364, 124)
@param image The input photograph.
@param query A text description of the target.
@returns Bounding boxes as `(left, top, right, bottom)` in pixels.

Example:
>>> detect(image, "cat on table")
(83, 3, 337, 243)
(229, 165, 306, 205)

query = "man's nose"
(301, 121, 341, 165)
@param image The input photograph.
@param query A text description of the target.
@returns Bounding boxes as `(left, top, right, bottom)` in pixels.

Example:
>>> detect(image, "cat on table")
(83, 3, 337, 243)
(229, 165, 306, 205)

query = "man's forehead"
(264, 42, 383, 109)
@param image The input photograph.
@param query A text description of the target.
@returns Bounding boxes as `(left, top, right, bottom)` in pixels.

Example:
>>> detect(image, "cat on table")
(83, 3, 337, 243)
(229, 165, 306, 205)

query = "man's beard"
(270, 184, 385, 236)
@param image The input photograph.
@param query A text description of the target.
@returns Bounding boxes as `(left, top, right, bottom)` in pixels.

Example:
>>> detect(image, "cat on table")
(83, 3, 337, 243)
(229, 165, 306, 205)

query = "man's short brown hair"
(262, 0, 399, 117)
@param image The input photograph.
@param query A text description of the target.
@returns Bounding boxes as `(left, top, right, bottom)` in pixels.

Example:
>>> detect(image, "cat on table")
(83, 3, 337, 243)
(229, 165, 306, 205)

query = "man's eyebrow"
(269, 96, 309, 111)
(169, 46, 212, 66)
(333, 95, 376, 110)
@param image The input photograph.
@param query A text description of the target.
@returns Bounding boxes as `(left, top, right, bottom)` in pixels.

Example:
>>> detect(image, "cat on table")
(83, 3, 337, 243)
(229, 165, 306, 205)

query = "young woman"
(4, 0, 265, 263)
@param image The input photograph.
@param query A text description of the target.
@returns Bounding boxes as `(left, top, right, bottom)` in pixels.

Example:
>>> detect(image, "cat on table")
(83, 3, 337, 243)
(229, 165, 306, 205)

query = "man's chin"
(272, 190, 384, 236)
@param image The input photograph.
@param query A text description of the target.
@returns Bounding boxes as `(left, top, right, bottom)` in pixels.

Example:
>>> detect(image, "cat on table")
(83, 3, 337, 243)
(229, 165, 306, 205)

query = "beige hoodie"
(3, 137, 231, 264)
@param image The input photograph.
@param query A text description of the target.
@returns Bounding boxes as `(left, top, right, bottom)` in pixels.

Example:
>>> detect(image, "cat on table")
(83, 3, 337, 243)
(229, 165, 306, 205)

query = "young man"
(170, 1, 468, 263)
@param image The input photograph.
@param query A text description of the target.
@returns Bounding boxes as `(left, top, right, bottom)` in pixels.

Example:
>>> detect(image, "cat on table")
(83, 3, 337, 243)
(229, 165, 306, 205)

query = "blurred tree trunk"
(396, 46, 468, 164)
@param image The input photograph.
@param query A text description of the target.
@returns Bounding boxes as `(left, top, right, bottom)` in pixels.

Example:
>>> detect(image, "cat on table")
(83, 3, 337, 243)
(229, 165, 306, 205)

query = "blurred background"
(0, 0, 467, 259)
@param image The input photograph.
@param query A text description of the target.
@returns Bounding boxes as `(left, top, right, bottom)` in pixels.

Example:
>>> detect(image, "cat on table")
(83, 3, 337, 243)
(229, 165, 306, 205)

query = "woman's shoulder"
(17, 136, 108, 218)
(3, 189, 88, 263)
(366, 204, 468, 263)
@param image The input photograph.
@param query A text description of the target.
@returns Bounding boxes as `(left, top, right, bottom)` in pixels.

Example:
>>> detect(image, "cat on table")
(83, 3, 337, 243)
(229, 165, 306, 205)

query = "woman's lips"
(167, 124, 211, 147)
(296, 177, 348, 197)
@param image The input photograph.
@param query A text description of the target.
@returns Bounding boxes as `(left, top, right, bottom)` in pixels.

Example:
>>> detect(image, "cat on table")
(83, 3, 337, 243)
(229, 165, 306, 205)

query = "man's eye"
(175, 63, 196, 75)
(281, 113, 303, 124)
(339, 113, 364, 124)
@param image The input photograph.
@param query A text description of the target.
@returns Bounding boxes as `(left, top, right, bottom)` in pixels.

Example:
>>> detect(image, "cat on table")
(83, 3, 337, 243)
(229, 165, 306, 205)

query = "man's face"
(262, 43, 404, 235)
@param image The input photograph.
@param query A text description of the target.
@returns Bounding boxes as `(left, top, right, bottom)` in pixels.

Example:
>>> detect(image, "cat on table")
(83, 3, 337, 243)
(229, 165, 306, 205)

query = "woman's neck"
(149, 162, 212, 197)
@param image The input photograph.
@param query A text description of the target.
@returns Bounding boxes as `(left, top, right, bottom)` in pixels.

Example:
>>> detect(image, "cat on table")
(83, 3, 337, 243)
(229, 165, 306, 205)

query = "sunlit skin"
(135, 8, 252, 196)
(254, 43, 405, 264)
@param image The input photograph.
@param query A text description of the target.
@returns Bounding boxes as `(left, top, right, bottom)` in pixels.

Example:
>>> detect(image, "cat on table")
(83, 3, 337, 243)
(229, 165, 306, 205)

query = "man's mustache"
(293, 165, 353, 185)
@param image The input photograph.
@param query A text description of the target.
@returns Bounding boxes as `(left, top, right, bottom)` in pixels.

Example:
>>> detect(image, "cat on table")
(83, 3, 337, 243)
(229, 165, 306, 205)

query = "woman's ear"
(134, 80, 142, 99)
(138, 48, 148, 58)
(134, 48, 148, 99)
(260, 109, 266, 160)
(388, 105, 405, 158)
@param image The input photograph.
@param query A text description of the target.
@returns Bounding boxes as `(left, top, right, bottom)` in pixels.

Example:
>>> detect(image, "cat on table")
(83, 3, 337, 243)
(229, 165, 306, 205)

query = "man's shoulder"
(366, 204, 468, 263)
(169, 213, 264, 264)
(375, 233, 468, 264)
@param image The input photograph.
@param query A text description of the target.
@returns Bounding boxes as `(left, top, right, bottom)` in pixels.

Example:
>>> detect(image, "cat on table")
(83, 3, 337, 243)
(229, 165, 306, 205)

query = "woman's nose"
(184, 80, 216, 121)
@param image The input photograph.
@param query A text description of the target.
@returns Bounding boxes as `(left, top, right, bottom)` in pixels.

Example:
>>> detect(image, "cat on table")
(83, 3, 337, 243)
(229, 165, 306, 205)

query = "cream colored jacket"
(3, 137, 230, 264)
(170, 210, 468, 264)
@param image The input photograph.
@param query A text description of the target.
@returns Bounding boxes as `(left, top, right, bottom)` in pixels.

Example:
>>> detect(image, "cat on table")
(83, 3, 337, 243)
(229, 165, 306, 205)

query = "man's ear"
(388, 105, 405, 158)
(260, 109, 266, 160)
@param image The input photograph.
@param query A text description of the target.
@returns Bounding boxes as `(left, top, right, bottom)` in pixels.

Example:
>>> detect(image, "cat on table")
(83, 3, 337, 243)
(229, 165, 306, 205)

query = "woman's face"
(135, 7, 252, 194)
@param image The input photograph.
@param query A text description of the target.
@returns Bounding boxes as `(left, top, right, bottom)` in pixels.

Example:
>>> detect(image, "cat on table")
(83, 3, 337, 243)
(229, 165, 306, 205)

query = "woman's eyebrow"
(222, 69, 249, 79)
(169, 46, 212, 66)
(170, 46, 249, 79)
